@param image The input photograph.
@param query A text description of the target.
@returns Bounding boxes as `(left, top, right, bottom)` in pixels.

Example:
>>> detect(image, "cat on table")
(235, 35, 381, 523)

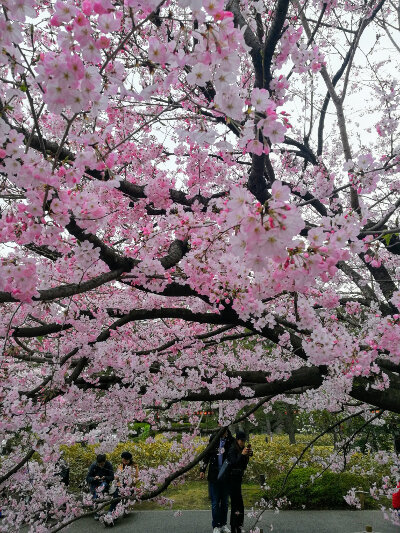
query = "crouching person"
(108, 451, 139, 518)
(86, 454, 114, 519)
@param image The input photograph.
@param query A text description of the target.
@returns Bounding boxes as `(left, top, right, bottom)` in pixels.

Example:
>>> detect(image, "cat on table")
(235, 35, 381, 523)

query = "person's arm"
(86, 464, 96, 484)
(199, 436, 213, 477)
(103, 462, 114, 482)
(223, 437, 233, 460)
(227, 446, 248, 468)
(227, 446, 238, 465)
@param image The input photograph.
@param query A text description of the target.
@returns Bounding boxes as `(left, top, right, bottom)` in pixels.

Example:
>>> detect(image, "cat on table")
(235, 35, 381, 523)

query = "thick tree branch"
(264, 0, 290, 90)
(0, 448, 35, 485)
(226, 0, 263, 88)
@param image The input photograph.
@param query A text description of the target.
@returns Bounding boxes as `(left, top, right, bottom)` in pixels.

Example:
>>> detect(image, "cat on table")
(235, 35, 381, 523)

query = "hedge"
(61, 436, 185, 490)
(263, 467, 375, 509)
(61, 434, 388, 502)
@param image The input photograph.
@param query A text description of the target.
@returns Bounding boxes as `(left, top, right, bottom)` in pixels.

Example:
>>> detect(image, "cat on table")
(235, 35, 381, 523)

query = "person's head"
(218, 427, 232, 439)
(121, 451, 133, 466)
(96, 453, 107, 467)
(235, 430, 246, 449)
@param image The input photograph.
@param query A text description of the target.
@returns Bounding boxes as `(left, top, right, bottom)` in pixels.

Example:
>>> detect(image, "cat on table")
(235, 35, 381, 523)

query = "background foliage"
(62, 433, 394, 509)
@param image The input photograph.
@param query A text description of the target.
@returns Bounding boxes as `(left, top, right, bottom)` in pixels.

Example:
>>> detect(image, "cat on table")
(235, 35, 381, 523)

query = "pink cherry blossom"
(251, 88, 270, 112)
(0, 0, 399, 530)
(186, 63, 212, 87)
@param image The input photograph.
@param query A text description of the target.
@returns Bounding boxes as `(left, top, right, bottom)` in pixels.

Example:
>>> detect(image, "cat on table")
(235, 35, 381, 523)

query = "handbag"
(217, 459, 230, 481)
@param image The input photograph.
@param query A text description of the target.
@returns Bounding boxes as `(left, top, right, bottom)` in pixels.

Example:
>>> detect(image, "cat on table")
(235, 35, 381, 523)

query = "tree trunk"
(284, 404, 296, 444)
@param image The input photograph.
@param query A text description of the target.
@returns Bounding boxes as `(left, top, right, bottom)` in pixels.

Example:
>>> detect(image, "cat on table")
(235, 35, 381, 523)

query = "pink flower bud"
(214, 10, 233, 20)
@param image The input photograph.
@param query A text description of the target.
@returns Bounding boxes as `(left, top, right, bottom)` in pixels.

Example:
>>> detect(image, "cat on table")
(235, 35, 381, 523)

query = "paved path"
(66, 510, 399, 532)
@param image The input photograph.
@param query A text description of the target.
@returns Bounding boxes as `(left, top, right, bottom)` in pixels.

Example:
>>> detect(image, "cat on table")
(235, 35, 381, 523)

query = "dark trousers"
(230, 480, 244, 532)
(209, 480, 229, 528)
(90, 481, 109, 500)
(109, 488, 119, 513)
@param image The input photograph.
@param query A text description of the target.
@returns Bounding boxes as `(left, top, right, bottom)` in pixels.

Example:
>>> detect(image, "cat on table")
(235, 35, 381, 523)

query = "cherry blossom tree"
(1, 0, 400, 528)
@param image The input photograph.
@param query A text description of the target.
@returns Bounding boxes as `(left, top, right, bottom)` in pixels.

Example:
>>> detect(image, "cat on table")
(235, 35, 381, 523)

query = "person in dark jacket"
(86, 453, 114, 502)
(200, 428, 234, 533)
(227, 431, 253, 533)
(56, 458, 70, 486)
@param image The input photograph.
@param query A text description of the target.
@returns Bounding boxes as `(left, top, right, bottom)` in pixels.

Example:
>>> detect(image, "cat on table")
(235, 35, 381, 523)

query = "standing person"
(200, 428, 234, 533)
(86, 453, 114, 519)
(55, 456, 70, 487)
(108, 451, 139, 516)
(227, 431, 253, 533)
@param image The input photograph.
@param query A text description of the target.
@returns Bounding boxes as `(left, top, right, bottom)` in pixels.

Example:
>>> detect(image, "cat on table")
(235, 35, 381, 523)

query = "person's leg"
(100, 481, 109, 493)
(89, 483, 101, 520)
(230, 482, 241, 532)
(214, 480, 224, 527)
(220, 481, 229, 527)
(90, 483, 99, 500)
(237, 485, 244, 530)
(209, 481, 220, 529)
(92, 481, 108, 498)
(108, 488, 119, 514)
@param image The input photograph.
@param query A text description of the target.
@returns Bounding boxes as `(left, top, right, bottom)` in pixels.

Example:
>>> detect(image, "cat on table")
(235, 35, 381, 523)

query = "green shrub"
(128, 423, 151, 440)
(62, 436, 180, 490)
(346, 451, 393, 482)
(60, 433, 388, 500)
(244, 434, 333, 482)
(62, 436, 204, 490)
(264, 467, 374, 509)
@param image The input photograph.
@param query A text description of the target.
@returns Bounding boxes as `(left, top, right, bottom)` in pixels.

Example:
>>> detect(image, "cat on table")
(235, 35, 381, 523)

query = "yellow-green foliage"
(346, 451, 393, 481)
(63, 434, 335, 490)
(244, 435, 333, 482)
(293, 433, 334, 446)
(63, 433, 395, 496)
(62, 436, 182, 490)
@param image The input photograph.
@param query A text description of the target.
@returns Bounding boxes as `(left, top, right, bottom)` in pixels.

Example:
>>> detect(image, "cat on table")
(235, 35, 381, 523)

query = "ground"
(66, 510, 399, 532)
(136, 482, 263, 510)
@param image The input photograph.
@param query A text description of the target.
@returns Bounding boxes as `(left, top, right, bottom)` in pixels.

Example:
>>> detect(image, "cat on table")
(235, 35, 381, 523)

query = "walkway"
(66, 509, 399, 532)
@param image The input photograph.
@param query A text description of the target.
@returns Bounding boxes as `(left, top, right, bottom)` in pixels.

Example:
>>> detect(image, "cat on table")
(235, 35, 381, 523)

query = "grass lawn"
(136, 481, 263, 510)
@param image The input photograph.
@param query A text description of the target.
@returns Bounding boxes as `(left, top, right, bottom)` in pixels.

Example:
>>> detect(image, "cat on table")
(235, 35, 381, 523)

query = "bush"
(346, 451, 393, 482)
(60, 433, 389, 499)
(245, 434, 333, 482)
(128, 423, 151, 440)
(264, 467, 375, 509)
(62, 436, 182, 490)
